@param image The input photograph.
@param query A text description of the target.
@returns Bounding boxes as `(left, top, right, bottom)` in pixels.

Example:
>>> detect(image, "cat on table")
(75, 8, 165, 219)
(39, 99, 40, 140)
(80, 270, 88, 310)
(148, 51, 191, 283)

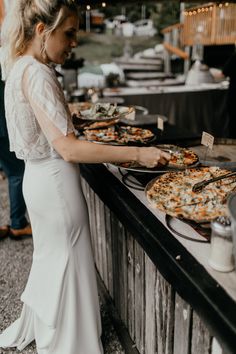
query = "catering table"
(79, 127, 236, 354)
(103, 83, 229, 138)
(80, 162, 236, 354)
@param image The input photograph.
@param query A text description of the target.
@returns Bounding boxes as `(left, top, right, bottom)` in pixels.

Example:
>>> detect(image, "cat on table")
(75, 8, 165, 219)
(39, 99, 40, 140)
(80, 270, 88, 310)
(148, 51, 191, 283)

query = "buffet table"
(80, 158, 236, 354)
(103, 83, 229, 137)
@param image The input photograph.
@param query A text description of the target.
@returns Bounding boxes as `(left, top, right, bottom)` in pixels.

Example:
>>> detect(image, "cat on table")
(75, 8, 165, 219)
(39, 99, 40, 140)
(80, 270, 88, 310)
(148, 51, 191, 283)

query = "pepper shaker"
(209, 216, 235, 272)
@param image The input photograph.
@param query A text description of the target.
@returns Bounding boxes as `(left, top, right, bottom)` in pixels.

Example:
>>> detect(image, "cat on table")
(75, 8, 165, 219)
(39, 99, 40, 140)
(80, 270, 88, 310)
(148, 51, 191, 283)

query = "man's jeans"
(0, 136, 28, 229)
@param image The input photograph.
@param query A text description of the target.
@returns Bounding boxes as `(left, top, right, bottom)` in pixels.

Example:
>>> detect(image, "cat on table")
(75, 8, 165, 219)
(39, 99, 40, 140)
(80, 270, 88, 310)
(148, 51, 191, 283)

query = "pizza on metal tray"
(146, 167, 236, 222)
(118, 147, 198, 169)
(83, 126, 154, 144)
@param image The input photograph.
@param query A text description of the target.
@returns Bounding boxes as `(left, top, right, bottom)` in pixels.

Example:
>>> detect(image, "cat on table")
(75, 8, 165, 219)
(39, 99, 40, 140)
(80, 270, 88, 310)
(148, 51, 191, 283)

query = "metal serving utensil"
(192, 171, 236, 193)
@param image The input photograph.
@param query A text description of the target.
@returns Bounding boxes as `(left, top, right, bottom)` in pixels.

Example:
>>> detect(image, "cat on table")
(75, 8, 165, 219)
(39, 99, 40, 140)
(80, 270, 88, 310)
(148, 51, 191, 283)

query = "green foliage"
(152, 2, 180, 33)
(101, 2, 180, 33)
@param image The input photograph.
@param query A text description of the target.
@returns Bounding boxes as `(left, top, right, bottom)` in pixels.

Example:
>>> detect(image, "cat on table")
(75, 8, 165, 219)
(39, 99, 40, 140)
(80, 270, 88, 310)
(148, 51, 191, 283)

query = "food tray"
(144, 167, 236, 223)
(110, 145, 199, 172)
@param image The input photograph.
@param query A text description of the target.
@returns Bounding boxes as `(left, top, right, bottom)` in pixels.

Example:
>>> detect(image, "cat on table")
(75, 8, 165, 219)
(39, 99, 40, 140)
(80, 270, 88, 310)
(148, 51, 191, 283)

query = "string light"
(86, 4, 90, 10)
(102, 2, 106, 7)
(184, 3, 231, 16)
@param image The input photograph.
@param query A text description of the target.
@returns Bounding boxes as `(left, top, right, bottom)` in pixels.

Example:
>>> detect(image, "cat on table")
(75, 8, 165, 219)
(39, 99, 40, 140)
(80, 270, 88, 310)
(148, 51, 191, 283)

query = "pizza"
(70, 102, 134, 122)
(146, 167, 236, 222)
(73, 118, 119, 131)
(117, 146, 198, 169)
(83, 126, 154, 144)
(168, 148, 198, 167)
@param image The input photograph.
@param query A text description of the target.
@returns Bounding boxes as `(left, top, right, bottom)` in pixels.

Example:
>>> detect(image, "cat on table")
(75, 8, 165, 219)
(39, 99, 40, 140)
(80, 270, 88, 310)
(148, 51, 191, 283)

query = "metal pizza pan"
(86, 135, 156, 146)
(144, 169, 232, 224)
(78, 105, 134, 122)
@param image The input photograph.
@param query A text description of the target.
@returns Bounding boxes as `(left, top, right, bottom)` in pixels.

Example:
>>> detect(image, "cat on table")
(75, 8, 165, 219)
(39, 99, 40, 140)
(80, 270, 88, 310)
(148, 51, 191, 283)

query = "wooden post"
(211, 3, 217, 44)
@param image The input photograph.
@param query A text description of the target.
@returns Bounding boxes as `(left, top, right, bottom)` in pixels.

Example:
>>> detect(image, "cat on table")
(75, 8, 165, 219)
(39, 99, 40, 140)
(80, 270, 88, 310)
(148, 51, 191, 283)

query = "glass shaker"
(227, 192, 236, 265)
(209, 216, 235, 272)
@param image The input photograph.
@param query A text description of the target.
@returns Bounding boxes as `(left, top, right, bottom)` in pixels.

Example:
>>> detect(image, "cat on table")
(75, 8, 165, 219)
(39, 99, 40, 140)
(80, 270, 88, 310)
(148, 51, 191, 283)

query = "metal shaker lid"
(211, 216, 232, 238)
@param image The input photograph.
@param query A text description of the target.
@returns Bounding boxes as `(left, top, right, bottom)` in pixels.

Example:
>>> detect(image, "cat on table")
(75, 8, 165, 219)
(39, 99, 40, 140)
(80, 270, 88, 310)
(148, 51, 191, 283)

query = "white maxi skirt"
(0, 157, 103, 354)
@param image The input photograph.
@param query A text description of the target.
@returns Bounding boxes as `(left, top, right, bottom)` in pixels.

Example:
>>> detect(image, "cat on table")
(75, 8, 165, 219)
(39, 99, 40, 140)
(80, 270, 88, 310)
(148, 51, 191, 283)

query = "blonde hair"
(0, 0, 78, 79)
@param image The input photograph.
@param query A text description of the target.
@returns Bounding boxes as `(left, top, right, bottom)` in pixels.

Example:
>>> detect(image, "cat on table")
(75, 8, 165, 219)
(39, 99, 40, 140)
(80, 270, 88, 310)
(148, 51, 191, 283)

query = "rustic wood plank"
(155, 271, 175, 354)
(94, 195, 103, 277)
(81, 179, 95, 252)
(104, 205, 113, 297)
(99, 199, 108, 288)
(191, 311, 212, 354)
(134, 239, 145, 354)
(145, 254, 157, 354)
(117, 221, 128, 325)
(127, 231, 135, 341)
(173, 293, 192, 354)
(90, 189, 99, 266)
(110, 211, 120, 309)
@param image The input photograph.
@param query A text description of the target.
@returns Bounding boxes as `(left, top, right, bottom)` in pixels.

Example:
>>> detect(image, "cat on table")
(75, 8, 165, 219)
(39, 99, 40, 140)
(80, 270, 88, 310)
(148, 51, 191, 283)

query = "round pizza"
(146, 167, 236, 222)
(116, 146, 198, 170)
(83, 126, 154, 144)
(168, 148, 198, 167)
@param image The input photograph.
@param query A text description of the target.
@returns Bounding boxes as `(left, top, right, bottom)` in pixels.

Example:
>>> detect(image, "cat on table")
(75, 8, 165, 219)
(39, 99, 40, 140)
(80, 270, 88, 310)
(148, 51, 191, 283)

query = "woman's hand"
(137, 147, 170, 168)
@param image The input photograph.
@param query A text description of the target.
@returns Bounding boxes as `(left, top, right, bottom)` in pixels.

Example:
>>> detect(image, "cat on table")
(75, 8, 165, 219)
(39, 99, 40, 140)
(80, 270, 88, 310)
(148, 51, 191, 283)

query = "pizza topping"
(83, 126, 154, 144)
(116, 147, 198, 169)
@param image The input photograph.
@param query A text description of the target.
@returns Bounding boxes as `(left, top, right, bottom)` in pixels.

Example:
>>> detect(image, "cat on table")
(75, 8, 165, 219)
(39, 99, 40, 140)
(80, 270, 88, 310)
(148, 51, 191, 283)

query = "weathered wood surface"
(134, 238, 145, 354)
(144, 255, 157, 354)
(173, 293, 192, 354)
(127, 231, 135, 341)
(155, 273, 175, 354)
(191, 312, 212, 354)
(105, 205, 113, 297)
(81, 178, 224, 354)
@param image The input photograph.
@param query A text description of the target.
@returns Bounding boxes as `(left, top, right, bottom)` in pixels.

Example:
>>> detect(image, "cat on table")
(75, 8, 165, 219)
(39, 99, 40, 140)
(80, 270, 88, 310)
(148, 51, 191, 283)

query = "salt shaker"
(209, 216, 235, 272)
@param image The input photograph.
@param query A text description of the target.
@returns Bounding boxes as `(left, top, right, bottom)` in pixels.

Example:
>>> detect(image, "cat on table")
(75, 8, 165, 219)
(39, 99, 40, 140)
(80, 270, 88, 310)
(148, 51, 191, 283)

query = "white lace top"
(4, 56, 76, 160)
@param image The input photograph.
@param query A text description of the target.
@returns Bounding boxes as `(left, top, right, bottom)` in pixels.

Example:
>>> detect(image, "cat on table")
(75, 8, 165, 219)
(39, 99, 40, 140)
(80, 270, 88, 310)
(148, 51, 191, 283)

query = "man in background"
(0, 1, 31, 239)
(0, 71, 32, 239)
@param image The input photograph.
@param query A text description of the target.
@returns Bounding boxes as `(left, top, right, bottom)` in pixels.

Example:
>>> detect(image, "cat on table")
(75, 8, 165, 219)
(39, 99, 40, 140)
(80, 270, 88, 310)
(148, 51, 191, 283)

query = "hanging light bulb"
(86, 5, 91, 10)
(102, 2, 106, 7)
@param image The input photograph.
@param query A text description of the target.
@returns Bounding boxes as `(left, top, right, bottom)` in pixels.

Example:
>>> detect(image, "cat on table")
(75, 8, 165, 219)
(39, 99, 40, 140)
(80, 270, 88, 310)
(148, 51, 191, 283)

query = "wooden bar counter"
(80, 162, 236, 354)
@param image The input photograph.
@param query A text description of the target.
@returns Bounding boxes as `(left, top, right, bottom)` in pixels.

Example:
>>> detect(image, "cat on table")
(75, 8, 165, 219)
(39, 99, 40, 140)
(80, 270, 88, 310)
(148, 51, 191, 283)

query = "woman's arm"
(52, 133, 170, 168)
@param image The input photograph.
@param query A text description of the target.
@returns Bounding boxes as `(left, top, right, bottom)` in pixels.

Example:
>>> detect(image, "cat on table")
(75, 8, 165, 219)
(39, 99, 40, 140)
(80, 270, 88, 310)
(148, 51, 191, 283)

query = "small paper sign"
(201, 131, 214, 150)
(157, 117, 164, 131)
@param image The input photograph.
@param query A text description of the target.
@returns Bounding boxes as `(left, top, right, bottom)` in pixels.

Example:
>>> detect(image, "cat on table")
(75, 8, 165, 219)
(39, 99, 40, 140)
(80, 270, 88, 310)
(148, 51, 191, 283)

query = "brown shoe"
(0, 225, 9, 239)
(9, 224, 32, 240)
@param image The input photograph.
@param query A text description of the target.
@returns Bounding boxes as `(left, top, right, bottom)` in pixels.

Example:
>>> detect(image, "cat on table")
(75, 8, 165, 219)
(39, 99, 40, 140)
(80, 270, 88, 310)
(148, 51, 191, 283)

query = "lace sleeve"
(22, 63, 75, 144)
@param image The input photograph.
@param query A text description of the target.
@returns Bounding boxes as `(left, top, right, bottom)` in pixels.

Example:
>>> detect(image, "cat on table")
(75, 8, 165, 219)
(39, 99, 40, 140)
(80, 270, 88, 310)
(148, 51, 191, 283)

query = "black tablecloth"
(117, 88, 229, 138)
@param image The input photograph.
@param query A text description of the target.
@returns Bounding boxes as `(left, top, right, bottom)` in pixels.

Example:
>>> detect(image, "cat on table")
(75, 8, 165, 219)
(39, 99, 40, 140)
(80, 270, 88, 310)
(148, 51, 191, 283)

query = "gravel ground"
(0, 175, 124, 354)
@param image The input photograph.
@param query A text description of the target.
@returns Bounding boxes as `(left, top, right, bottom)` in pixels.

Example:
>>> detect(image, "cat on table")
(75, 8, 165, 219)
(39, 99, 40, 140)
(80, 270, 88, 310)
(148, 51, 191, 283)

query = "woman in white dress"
(0, 1, 170, 353)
